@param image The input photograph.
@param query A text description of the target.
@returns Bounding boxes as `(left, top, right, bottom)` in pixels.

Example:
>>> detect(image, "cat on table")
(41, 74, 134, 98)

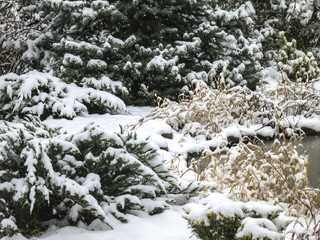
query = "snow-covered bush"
(260, 74, 320, 121)
(184, 193, 287, 240)
(0, 71, 127, 120)
(2, 0, 320, 105)
(0, 217, 19, 238)
(198, 137, 319, 216)
(276, 0, 320, 55)
(275, 32, 320, 81)
(0, 120, 184, 236)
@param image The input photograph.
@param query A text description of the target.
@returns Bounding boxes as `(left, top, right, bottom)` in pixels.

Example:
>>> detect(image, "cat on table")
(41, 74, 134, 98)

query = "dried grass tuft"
(198, 136, 319, 216)
(132, 75, 320, 139)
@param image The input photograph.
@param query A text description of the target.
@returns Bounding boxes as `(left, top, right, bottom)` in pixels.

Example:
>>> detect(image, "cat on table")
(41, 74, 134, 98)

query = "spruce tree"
(2, 0, 264, 106)
(2, 0, 319, 107)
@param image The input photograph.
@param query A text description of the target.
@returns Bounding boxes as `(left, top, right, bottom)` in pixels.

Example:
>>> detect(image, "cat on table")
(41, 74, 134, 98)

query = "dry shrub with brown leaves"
(260, 75, 320, 118)
(196, 136, 319, 216)
(135, 76, 320, 139)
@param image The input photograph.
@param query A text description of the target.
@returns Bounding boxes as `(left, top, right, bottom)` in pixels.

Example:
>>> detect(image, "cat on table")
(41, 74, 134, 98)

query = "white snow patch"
(44, 106, 154, 134)
(40, 209, 196, 240)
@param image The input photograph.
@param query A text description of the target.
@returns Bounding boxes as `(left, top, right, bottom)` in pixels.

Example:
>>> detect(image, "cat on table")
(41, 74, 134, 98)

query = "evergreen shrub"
(188, 213, 242, 240)
(0, 71, 127, 120)
(275, 32, 320, 81)
(184, 194, 285, 240)
(0, 120, 182, 236)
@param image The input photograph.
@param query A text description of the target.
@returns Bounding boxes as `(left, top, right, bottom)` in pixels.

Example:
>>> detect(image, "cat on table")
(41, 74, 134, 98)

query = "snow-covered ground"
(44, 106, 155, 134)
(40, 207, 196, 240)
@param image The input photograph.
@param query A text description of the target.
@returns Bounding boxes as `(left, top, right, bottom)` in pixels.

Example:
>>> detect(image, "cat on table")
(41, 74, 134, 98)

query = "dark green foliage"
(185, 199, 283, 240)
(275, 32, 320, 81)
(2, 0, 320, 107)
(189, 213, 242, 240)
(251, 0, 320, 61)
(82, 97, 121, 115)
(0, 121, 181, 236)
(2, 0, 264, 106)
(0, 0, 33, 75)
(0, 71, 127, 120)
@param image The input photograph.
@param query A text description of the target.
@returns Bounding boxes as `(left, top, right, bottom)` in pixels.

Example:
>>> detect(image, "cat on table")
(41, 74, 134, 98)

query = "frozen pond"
(263, 135, 320, 189)
(298, 135, 320, 189)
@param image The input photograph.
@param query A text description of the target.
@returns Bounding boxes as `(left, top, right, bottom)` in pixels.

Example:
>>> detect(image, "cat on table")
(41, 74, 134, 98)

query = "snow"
(184, 193, 245, 220)
(261, 67, 281, 87)
(146, 55, 168, 71)
(183, 192, 288, 239)
(135, 120, 173, 137)
(39, 208, 196, 240)
(0, 218, 18, 230)
(82, 7, 95, 18)
(41, 104, 296, 240)
(236, 217, 282, 239)
(83, 173, 101, 191)
(0, 71, 128, 119)
(57, 39, 103, 55)
(87, 59, 107, 68)
(63, 53, 83, 66)
(284, 214, 320, 240)
(21, 40, 40, 60)
(146, 55, 179, 72)
(106, 35, 124, 48)
(176, 37, 201, 53)
(28, 107, 212, 240)
(116, 195, 141, 210)
(44, 106, 154, 134)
